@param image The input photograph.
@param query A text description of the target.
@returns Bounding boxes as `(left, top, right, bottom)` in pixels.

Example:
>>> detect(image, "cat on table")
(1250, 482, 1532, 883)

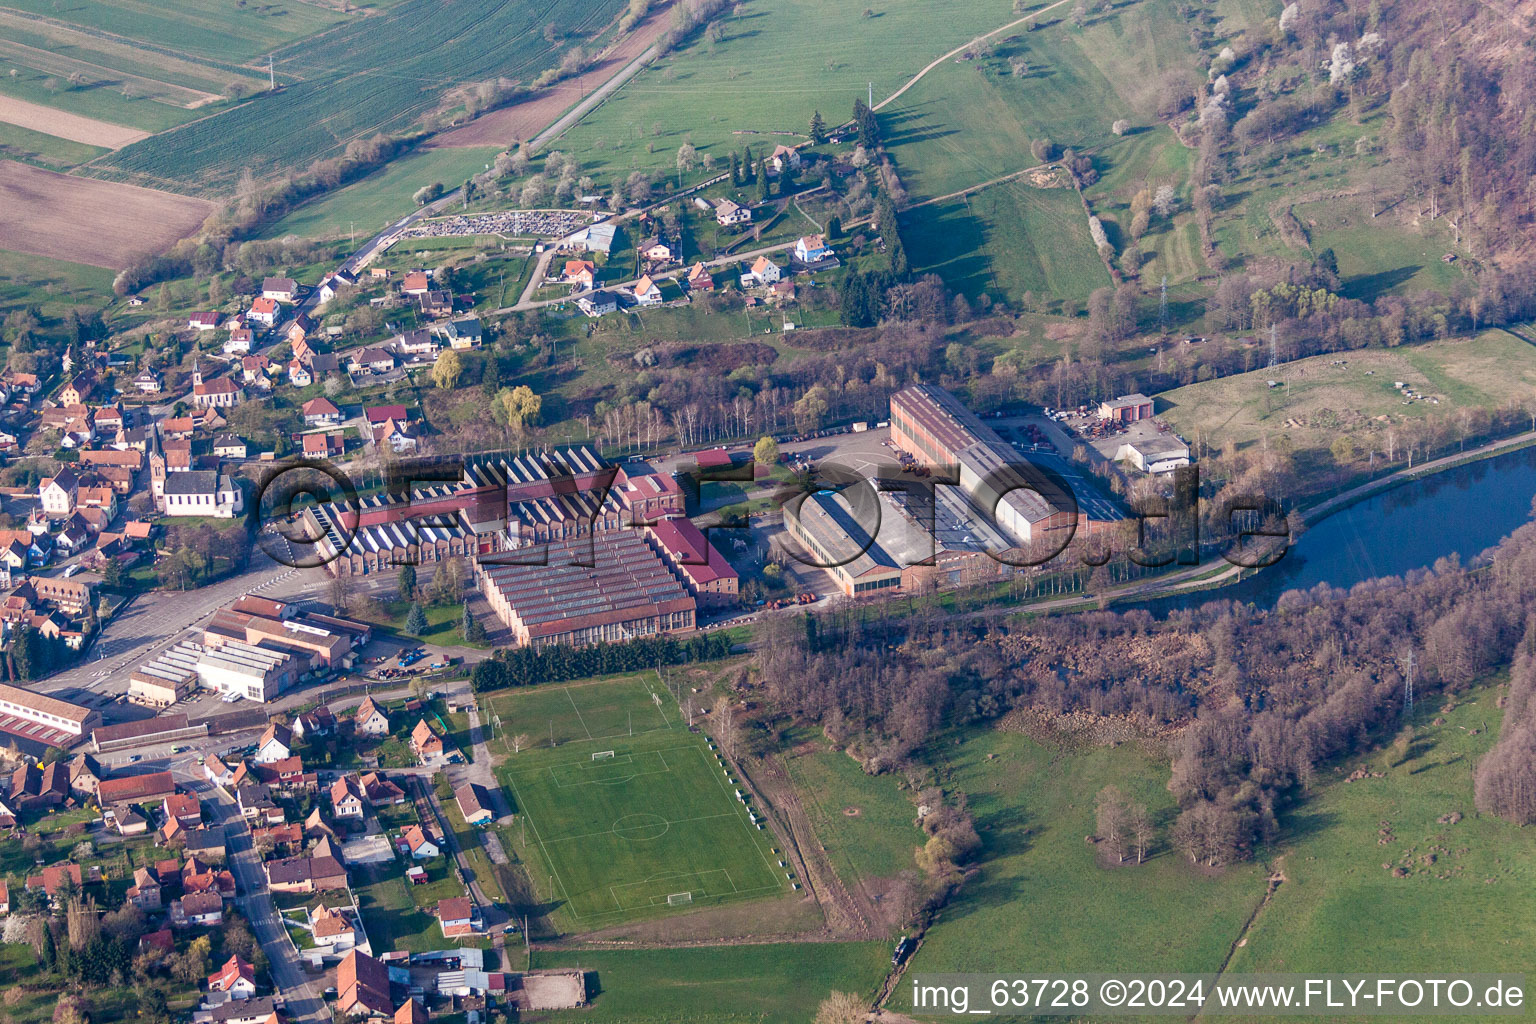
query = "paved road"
(528, 38, 664, 152)
(200, 774, 329, 1024)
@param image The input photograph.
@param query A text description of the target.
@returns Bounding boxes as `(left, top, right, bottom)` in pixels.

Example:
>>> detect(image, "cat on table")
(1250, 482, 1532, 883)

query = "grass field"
(902, 179, 1107, 306)
(783, 746, 923, 884)
(93, 0, 625, 195)
(531, 942, 891, 1023)
(1225, 680, 1536, 998)
(0, 248, 115, 317)
(891, 729, 1267, 1004)
(262, 146, 501, 240)
(549, 0, 1017, 183)
(488, 674, 784, 927)
(1156, 329, 1536, 456)
(0, 122, 107, 169)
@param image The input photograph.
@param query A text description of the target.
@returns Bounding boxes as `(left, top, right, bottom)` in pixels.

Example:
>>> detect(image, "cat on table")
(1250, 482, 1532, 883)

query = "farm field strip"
(95, 0, 627, 194)
(0, 0, 347, 64)
(0, 95, 147, 148)
(0, 10, 256, 95)
(0, 159, 213, 268)
(0, 38, 221, 111)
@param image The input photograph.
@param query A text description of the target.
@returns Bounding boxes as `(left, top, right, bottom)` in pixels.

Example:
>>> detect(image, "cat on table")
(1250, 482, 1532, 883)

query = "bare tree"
(1129, 803, 1152, 864)
(1094, 785, 1129, 863)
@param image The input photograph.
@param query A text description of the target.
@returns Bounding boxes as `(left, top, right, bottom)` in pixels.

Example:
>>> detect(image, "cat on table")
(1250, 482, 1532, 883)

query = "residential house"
(338, 950, 394, 1018)
(686, 262, 714, 291)
(409, 719, 444, 764)
(292, 705, 335, 739)
(310, 903, 356, 950)
(354, 697, 389, 737)
(454, 783, 494, 825)
(213, 435, 248, 459)
(577, 292, 617, 317)
(67, 754, 101, 798)
(436, 897, 474, 938)
(768, 279, 797, 304)
(445, 316, 481, 350)
(262, 278, 299, 302)
(204, 754, 236, 787)
(360, 772, 404, 805)
(768, 143, 802, 174)
(638, 236, 673, 263)
(400, 271, 430, 296)
(371, 417, 416, 454)
(255, 722, 292, 763)
(246, 297, 279, 327)
(560, 260, 596, 290)
(401, 824, 439, 860)
(265, 855, 347, 894)
(287, 361, 313, 387)
(92, 406, 124, 434)
(173, 891, 224, 927)
(418, 290, 452, 318)
(631, 275, 663, 306)
(223, 329, 253, 355)
(395, 1000, 428, 1024)
(184, 827, 228, 860)
(302, 431, 344, 459)
(27, 864, 82, 898)
(208, 954, 258, 998)
(97, 770, 176, 808)
(39, 466, 79, 516)
(394, 329, 436, 358)
(329, 776, 365, 820)
(351, 348, 395, 374)
(163, 792, 202, 829)
(302, 397, 343, 427)
(127, 866, 161, 910)
(187, 312, 220, 332)
(236, 783, 283, 825)
(739, 256, 782, 287)
(794, 234, 833, 263)
(134, 369, 163, 394)
(713, 198, 752, 226)
(208, 997, 276, 1024)
(241, 354, 272, 383)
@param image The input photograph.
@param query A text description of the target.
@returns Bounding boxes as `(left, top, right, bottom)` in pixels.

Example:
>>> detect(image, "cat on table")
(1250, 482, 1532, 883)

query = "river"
(1155, 445, 1536, 611)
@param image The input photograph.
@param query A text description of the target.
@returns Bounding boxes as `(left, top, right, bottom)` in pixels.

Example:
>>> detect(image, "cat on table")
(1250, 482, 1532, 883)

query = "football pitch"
(488, 675, 786, 924)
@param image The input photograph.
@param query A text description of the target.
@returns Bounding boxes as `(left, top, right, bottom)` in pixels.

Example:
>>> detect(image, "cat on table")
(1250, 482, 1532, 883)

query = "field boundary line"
(699, 744, 788, 883)
(499, 769, 576, 919)
(547, 809, 738, 845)
(565, 686, 595, 740)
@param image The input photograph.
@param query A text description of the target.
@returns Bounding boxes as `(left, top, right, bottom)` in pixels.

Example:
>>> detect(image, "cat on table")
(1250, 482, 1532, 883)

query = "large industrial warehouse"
(888, 384, 1122, 546)
(476, 531, 697, 649)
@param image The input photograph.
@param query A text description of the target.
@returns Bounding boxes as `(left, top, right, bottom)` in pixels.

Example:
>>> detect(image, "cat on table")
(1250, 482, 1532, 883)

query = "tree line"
(471, 631, 733, 690)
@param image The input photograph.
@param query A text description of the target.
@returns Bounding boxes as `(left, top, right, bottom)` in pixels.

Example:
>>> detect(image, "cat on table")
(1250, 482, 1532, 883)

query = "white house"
(262, 278, 299, 302)
(639, 237, 673, 263)
(222, 330, 253, 355)
(39, 467, 79, 517)
(577, 292, 617, 317)
(301, 397, 342, 427)
(631, 275, 663, 306)
(287, 361, 312, 387)
(353, 697, 390, 737)
(246, 297, 279, 327)
(794, 234, 833, 263)
(403, 824, 440, 860)
(255, 723, 292, 764)
(188, 312, 219, 332)
(162, 471, 243, 518)
(740, 256, 782, 287)
(714, 198, 752, 226)
(768, 144, 801, 175)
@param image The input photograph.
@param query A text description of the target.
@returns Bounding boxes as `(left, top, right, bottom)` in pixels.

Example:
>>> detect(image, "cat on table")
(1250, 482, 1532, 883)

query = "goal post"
(592, 750, 616, 761)
(666, 891, 692, 906)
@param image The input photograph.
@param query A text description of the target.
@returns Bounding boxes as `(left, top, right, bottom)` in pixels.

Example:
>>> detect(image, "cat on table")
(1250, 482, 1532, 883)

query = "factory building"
(783, 490, 903, 598)
(476, 531, 696, 650)
(889, 385, 1123, 548)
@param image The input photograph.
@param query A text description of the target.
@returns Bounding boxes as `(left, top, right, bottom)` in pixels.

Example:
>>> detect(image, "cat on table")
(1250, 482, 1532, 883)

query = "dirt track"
(0, 161, 211, 268)
(0, 95, 148, 149)
(430, 8, 670, 149)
